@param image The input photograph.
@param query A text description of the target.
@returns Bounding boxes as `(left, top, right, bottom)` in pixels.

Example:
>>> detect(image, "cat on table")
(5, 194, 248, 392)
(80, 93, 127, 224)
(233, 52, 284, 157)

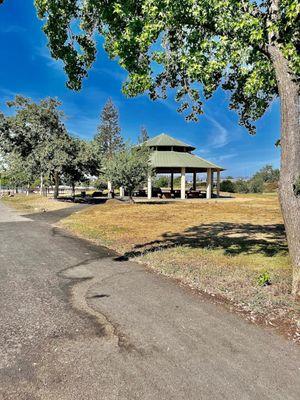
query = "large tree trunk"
(71, 182, 75, 199)
(128, 190, 134, 204)
(53, 172, 59, 199)
(268, 45, 300, 298)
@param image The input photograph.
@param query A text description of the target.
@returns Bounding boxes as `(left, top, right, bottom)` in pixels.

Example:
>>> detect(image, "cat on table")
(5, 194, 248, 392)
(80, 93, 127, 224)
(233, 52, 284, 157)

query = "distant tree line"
(152, 166, 279, 193)
(220, 165, 280, 194)
(0, 96, 151, 199)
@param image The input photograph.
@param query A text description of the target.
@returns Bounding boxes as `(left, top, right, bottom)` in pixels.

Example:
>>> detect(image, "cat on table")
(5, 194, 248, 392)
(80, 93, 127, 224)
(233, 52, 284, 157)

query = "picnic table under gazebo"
(144, 133, 225, 200)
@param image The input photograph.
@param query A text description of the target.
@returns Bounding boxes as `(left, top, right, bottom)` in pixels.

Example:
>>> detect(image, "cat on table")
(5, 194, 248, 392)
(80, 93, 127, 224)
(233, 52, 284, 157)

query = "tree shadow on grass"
(120, 222, 288, 260)
(57, 196, 108, 205)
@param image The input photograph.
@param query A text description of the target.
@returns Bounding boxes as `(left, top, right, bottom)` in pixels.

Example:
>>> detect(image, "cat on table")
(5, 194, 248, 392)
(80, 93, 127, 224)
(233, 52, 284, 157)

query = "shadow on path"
(25, 204, 90, 224)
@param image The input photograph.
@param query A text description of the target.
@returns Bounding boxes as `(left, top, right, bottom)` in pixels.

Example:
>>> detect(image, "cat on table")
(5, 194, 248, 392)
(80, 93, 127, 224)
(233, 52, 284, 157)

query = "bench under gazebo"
(144, 133, 224, 200)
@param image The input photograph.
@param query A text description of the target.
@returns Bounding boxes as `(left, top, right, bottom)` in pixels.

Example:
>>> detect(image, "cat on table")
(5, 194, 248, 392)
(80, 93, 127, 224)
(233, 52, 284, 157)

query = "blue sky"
(0, 1, 280, 177)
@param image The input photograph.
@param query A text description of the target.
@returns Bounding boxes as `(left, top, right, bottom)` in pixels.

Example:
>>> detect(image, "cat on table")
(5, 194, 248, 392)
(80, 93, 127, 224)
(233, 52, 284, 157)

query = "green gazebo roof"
(145, 133, 195, 151)
(144, 133, 224, 172)
(150, 151, 224, 171)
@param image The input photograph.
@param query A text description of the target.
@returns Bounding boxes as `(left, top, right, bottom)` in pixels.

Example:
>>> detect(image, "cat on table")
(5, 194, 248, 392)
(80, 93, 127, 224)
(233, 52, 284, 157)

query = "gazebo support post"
(206, 169, 212, 199)
(181, 168, 186, 199)
(217, 171, 220, 197)
(193, 172, 197, 190)
(119, 186, 125, 198)
(170, 172, 174, 192)
(107, 181, 112, 199)
(147, 175, 152, 200)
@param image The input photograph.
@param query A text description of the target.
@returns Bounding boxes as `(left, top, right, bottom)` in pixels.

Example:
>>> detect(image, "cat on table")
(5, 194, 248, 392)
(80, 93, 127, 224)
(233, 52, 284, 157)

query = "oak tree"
(0, 96, 73, 198)
(35, 0, 300, 296)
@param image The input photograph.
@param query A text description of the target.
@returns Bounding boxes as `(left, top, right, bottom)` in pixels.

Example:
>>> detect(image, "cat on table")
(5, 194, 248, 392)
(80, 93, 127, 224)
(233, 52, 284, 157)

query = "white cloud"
(94, 67, 127, 82)
(218, 153, 238, 161)
(34, 46, 65, 73)
(66, 115, 99, 139)
(205, 114, 230, 148)
(196, 148, 210, 155)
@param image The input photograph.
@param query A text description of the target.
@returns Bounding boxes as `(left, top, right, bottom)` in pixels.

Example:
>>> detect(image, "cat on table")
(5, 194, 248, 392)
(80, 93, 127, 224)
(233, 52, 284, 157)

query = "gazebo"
(144, 133, 224, 200)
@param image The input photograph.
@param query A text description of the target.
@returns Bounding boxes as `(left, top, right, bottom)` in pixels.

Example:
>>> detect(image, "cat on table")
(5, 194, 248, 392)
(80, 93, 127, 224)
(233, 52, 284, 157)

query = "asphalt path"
(0, 201, 299, 400)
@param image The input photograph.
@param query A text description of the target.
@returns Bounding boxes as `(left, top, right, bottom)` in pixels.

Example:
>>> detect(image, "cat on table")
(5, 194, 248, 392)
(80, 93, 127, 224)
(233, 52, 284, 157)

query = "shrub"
(92, 178, 108, 190)
(248, 177, 264, 193)
(155, 176, 169, 188)
(220, 179, 235, 193)
(253, 165, 279, 183)
(235, 179, 249, 193)
(264, 181, 278, 193)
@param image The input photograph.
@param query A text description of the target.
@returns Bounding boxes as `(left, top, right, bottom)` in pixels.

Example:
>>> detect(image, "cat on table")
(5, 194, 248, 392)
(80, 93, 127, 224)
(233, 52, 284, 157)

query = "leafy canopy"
(35, 0, 299, 132)
(103, 144, 151, 196)
(252, 164, 280, 182)
(0, 96, 98, 188)
(0, 151, 34, 189)
(0, 96, 70, 184)
(0, 96, 65, 159)
(62, 138, 102, 186)
(155, 176, 169, 188)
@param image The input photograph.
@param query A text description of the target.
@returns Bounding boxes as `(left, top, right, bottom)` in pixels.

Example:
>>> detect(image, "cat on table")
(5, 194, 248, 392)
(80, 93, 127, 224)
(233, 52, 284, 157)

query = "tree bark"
(71, 182, 75, 199)
(128, 191, 134, 204)
(268, 44, 300, 298)
(53, 172, 59, 199)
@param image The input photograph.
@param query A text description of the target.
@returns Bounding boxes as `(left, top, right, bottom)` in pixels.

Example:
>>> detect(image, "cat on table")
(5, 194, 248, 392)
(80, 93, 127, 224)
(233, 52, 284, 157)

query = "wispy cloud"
(0, 88, 25, 109)
(94, 67, 127, 82)
(0, 87, 18, 98)
(196, 148, 211, 155)
(156, 97, 178, 112)
(205, 114, 230, 148)
(34, 46, 65, 73)
(0, 87, 43, 104)
(206, 152, 238, 170)
(66, 116, 99, 139)
(0, 25, 26, 34)
(218, 153, 238, 162)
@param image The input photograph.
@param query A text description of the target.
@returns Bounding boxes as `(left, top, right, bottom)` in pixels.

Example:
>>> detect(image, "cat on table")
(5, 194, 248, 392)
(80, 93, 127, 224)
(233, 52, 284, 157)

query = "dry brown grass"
(1, 194, 74, 213)
(62, 194, 283, 251)
(61, 193, 299, 338)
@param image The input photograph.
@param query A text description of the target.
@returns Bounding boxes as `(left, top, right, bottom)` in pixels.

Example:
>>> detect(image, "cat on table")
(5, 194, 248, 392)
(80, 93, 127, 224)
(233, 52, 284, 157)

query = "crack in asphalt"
(58, 255, 144, 354)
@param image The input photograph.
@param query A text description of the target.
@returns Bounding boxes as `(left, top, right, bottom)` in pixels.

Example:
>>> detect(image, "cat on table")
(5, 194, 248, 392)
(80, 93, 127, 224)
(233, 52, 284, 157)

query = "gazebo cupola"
(145, 133, 196, 153)
(144, 133, 224, 199)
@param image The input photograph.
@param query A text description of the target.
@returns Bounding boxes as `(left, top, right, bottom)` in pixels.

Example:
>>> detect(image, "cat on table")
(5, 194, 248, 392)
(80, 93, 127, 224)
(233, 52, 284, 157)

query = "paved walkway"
(0, 201, 299, 400)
